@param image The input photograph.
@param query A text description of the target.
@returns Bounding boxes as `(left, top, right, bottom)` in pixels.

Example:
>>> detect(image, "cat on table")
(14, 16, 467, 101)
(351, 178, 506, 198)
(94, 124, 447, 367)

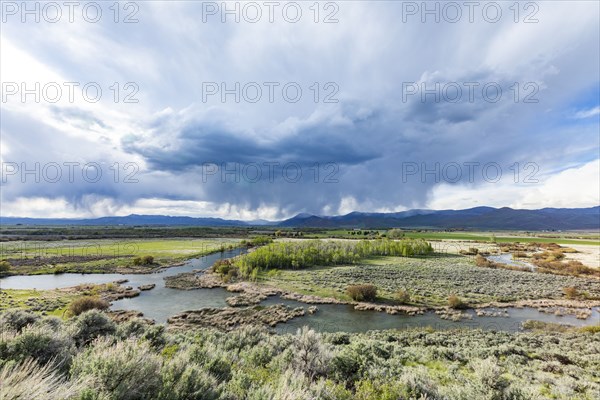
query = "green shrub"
(400, 369, 442, 399)
(213, 259, 233, 275)
(223, 370, 254, 399)
(143, 325, 167, 349)
(522, 320, 573, 333)
(347, 285, 378, 302)
(115, 321, 165, 348)
(188, 346, 232, 381)
(161, 344, 179, 359)
(71, 338, 162, 400)
(133, 255, 154, 266)
(245, 344, 275, 367)
(267, 269, 281, 278)
(70, 310, 116, 347)
(354, 379, 408, 399)
(213, 259, 240, 283)
(248, 236, 273, 247)
(141, 255, 154, 265)
(290, 327, 332, 379)
(579, 325, 600, 334)
(159, 353, 220, 400)
(36, 316, 63, 331)
(331, 351, 361, 383)
(116, 319, 148, 340)
(395, 289, 411, 304)
(0, 310, 40, 332)
(387, 229, 405, 239)
(67, 296, 110, 317)
(0, 260, 11, 273)
(53, 266, 67, 274)
(8, 326, 75, 368)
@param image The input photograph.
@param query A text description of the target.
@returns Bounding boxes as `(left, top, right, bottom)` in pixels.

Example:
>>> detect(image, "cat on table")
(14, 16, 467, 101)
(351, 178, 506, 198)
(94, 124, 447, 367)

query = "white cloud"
(427, 159, 600, 210)
(0, 196, 283, 221)
(575, 106, 600, 119)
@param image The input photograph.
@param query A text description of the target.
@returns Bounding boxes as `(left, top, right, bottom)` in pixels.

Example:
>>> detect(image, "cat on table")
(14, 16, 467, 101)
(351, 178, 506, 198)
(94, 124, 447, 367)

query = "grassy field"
(0, 289, 76, 317)
(0, 281, 144, 318)
(403, 231, 600, 245)
(0, 238, 241, 275)
(258, 255, 600, 307)
(305, 230, 600, 245)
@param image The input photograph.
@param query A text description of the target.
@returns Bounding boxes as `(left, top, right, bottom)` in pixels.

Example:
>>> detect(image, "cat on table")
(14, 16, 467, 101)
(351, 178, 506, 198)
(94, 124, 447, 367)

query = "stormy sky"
(1, 1, 599, 220)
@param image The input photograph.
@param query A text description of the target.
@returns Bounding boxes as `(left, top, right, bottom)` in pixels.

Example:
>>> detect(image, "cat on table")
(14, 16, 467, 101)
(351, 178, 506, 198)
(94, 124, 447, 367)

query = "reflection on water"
(2, 249, 598, 332)
(266, 297, 599, 334)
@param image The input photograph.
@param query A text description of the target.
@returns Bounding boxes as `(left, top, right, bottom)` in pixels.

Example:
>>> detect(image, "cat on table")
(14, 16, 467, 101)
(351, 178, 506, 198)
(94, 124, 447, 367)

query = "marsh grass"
(259, 256, 600, 307)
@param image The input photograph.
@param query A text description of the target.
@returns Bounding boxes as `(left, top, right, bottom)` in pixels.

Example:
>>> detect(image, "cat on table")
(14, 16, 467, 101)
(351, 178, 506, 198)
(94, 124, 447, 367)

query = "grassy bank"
(0, 238, 241, 275)
(0, 282, 139, 318)
(257, 255, 600, 307)
(0, 289, 76, 317)
(305, 230, 600, 246)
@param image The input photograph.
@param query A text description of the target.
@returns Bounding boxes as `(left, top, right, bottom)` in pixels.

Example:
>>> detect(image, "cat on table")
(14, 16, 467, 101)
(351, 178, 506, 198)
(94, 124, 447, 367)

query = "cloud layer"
(1, 1, 599, 219)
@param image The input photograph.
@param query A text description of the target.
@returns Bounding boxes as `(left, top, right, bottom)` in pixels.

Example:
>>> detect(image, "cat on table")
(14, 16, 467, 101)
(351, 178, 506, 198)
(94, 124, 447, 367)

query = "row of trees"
(239, 236, 273, 247)
(236, 239, 433, 277)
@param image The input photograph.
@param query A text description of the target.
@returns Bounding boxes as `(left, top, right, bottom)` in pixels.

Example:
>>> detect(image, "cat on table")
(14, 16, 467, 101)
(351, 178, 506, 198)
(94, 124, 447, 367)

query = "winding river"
(1, 250, 598, 333)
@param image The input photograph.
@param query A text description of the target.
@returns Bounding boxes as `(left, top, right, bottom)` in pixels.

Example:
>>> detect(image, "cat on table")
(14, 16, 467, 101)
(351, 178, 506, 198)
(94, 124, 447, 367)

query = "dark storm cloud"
(122, 112, 380, 172)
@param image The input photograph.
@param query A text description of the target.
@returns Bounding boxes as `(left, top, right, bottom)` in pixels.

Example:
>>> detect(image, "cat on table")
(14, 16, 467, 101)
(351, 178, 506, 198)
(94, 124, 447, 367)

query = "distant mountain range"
(0, 214, 255, 227)
(1, 206, 599, 230)
(277, 206, 600, 230)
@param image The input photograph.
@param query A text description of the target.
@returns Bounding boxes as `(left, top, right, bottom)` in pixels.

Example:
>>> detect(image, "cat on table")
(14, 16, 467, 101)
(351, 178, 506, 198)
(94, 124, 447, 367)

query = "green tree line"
(236, 239, 433, 277)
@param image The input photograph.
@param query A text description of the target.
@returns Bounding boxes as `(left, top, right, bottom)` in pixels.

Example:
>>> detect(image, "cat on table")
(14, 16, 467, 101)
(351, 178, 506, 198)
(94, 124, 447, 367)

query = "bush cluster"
(386, 229, 405, 239)
(346, 284, 378, 302)
(563, 286, 580, 299)
(1, 311, 600, 400)
(132, 255, 154, 266)
(0, 260, 11, 273)
(535, 258, 599, 277)
(212, 259, 239, 282)
(240, 236, 274, 248)
(447, 294, 466, 309)
(395, 289, 411, 304)
(67, 296, 110, 317)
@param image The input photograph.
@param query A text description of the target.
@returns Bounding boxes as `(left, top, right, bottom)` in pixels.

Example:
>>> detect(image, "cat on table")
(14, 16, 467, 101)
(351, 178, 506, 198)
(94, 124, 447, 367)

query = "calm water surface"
(486, 253, 535, 270)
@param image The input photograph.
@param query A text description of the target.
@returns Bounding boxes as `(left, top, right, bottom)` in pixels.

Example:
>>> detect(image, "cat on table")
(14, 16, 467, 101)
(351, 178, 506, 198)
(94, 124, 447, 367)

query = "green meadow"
(0, 238, 242, 275)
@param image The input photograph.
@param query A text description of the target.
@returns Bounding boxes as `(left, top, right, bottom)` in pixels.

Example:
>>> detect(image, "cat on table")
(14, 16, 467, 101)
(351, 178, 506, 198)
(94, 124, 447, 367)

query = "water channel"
(1, 250, 597, 333)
